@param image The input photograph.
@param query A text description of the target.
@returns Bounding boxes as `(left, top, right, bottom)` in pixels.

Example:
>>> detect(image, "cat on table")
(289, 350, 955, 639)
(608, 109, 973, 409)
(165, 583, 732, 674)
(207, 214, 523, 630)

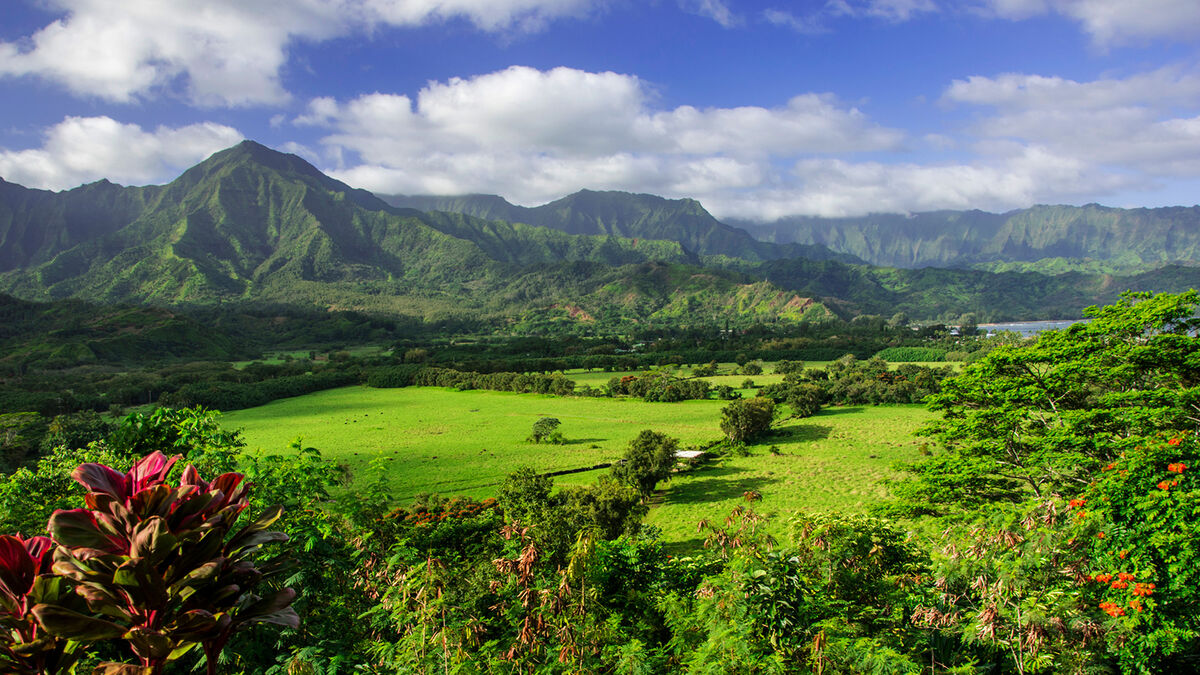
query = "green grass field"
(646, 405, 933, 551)
(222, 386, 729, 501)
(221, 385, 935, 550)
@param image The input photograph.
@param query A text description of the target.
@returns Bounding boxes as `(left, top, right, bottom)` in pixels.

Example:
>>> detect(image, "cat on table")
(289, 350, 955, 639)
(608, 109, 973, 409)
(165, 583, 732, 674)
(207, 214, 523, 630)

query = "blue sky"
(2, 0, 1199, 219)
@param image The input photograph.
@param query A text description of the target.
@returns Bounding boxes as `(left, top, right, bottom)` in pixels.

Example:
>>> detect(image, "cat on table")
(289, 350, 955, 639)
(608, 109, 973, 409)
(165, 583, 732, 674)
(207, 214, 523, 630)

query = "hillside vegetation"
(734, 203, 1200, 271)
(2, 141, 1200, 327)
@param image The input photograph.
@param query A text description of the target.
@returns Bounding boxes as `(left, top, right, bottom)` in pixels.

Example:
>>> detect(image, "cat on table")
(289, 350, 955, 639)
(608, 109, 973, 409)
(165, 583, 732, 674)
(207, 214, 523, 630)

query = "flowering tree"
(898, 290, 1200, 512)
(895, 291, 1200, 671)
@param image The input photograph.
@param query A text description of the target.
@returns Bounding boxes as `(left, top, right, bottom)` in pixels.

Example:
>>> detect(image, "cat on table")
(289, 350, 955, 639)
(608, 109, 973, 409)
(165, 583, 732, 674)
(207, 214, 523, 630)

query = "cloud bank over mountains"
(1, 0, 1199, 218)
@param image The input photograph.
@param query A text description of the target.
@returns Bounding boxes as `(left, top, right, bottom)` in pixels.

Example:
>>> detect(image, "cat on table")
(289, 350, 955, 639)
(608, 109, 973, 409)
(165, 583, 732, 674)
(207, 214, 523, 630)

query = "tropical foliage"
(1, 291, 1198, 673)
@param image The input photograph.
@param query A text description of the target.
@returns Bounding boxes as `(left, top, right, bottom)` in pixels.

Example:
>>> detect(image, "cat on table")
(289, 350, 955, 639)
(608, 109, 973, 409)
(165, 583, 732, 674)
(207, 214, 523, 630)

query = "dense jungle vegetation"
(0, 290, 1197, 673)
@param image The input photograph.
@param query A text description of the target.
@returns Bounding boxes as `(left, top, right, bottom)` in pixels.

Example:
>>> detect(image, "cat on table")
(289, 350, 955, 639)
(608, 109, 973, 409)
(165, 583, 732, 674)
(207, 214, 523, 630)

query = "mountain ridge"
(2, 140, 1200, 324)
(730, 204, 1200, 271)
(0, 142, 843, 325)
(383, 189, 861, 264)
(389, 189, 1200, 273)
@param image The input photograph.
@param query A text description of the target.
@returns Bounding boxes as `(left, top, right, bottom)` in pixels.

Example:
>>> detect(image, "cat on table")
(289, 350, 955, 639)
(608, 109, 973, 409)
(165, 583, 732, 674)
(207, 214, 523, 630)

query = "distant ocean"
(979, 319, 1089, 336)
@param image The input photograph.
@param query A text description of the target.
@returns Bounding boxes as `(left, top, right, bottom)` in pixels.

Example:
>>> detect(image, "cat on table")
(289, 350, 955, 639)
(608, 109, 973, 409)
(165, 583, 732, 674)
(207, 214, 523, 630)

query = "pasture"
(222, 385, 936, 548)
(646, 404, 933, 550)
(222, 385, 728, 501)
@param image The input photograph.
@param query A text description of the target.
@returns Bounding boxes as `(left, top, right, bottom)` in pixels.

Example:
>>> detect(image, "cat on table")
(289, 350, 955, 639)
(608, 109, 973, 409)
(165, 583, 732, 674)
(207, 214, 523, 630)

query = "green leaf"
(31, 604, 127, 641)
(128, 517, 176, 564)
(226, 505, 285, 555)
(93, 662, 154, 675)
(47, 510, 120, 553)
(123, 627, 172, 661)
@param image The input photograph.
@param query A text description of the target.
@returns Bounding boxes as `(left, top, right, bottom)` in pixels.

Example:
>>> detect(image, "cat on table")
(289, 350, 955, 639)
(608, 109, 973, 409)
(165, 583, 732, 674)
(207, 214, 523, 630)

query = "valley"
(0, 142, 1197, 674)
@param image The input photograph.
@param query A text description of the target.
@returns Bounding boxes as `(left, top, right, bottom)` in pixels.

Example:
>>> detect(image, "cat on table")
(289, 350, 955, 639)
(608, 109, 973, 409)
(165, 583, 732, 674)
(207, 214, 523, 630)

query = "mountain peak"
(202, 140, 322, 177)
(173, 140, 388, 211)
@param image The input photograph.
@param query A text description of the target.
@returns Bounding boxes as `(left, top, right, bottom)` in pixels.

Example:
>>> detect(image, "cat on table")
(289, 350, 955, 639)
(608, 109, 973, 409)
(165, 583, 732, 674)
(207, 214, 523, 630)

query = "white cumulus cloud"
(765, 0, 937, 33)
(943, 67, 1200, 177)
(0, 116, 243, 190)
(312, 63, 1200, 219)
(979, 0, 1200, 44)
(706, 147, 1131, 220)
(302, 65, 903, 206)
(0, 0, 603, 106)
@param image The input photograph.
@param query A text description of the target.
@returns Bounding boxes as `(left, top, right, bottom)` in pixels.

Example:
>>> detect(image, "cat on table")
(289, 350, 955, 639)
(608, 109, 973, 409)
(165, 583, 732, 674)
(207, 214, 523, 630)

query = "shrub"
(527, 417, 565, 444)
(719, 397, 776, 443)
(1, 452, 297, 674)
(612, 430, 679, 497)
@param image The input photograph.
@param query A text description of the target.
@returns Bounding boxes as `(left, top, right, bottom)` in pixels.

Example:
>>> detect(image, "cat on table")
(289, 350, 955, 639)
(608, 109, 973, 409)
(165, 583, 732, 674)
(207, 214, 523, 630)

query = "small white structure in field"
(674, 449, 706, 470)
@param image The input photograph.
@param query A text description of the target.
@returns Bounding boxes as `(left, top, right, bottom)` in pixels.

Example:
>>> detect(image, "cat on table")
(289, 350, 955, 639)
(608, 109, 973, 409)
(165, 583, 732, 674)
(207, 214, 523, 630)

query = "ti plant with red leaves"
(11, 451, 299, 675)
(0, 534, 103, 674)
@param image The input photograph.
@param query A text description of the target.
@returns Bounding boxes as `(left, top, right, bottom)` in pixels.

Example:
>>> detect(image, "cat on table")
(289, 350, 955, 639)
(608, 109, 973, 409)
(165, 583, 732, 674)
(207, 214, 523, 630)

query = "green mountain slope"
(0, 143, 835, 325)
(735, 204, 1200, 271)
(3, 140, 1198, 325)
(0, 178, 161, 273)
(385, 190, 860, 263)
(0, 142, 498, 308)
(0, 293, 244, 368)
(486, 261, 836, 327)
(750, 258, 1200, 321)
(418, 211, 696, 266)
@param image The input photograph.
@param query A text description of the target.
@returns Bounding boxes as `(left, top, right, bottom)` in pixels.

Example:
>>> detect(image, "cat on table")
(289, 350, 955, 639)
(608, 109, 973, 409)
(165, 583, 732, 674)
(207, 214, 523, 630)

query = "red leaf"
(127, 452, 179, 493)
(32, 603, 128, 640)
(24, 536, 55, 575)
(48, 509, 123, 554)
(180, 464, 208, 491)
(72, 463, 128, 500)
(94, 664, 153, 675)
(0, 534, 35, 598)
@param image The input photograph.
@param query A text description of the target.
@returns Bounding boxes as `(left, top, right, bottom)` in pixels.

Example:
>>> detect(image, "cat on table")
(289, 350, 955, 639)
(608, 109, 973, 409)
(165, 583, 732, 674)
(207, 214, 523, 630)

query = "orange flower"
(1168, 438, 1181, 446)
(1111, 580, 1129, 589)
(1158, 481, 1173, 491)
(1129, 600, 1143, 613)
(1132, 583, 1156, 597)
(1118, 550, 1128, 559)
(1099, 601, 1126, 617)
(1096, 531, 1106, 539)
(1094, 574, 1113, 583)
(1167, 462, 1186, 473)
(1118, 572, 1136, 581)
(1104, 463, 1117, 471)
(1069, 498, 1087, 508)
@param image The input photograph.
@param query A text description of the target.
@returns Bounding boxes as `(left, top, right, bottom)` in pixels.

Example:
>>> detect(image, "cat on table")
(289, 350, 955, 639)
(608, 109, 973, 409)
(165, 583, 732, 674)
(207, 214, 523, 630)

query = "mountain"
(384, 190, 861, 264)
(749, 257, 1200, 321)
(0, 142, 835, 324)
(0, 177, 161, 273)
(732, 204, 1200, 272)
(2, 140, 1199, 325)
(0, 142, 496, 312)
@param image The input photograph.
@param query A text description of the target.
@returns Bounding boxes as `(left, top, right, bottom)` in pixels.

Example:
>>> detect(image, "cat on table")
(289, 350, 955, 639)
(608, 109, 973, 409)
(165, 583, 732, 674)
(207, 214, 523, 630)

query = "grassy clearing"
(223, 385, 936, 551)
(222, 386, 727, 502)
(646, 405, 934, 552)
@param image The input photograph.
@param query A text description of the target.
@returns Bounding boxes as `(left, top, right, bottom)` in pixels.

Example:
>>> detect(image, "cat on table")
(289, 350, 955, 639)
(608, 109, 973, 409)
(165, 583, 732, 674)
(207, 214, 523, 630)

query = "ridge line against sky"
(1, 0, 1199, 220)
